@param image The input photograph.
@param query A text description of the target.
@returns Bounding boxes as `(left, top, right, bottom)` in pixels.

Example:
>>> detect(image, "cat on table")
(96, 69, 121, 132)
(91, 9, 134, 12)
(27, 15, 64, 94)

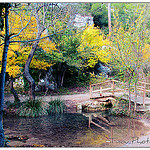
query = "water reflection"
(3, 112, 149, 147)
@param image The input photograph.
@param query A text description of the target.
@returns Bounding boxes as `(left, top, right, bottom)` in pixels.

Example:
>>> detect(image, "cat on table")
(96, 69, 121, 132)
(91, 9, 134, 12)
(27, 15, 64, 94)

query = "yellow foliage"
(0, 5, 57, 78)
(6, 65, 22, 78)
(30, 58, 52, 70)
(78, 25, 110, 68)
(142, 44, 150, 62)
(109, 5, 150, 79)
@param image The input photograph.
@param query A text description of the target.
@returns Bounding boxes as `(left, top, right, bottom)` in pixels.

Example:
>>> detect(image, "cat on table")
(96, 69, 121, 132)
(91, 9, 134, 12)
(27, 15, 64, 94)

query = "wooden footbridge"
(90, 79, 150, 112)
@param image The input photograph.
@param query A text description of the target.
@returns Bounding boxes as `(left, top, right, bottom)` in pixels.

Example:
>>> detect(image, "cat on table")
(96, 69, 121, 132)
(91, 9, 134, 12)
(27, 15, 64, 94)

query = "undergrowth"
(17, 98, 48, 117)
(16, 97, 66, 117)
(111, 94, 132, 117)
(47, 98, 66, 114)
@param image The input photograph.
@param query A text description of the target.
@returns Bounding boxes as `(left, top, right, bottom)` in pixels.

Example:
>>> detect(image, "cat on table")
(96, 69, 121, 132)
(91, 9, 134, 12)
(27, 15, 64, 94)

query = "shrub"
(111, 94, 130, 116)
(47, 98, 66, 114)
(17, 98, 48, 117)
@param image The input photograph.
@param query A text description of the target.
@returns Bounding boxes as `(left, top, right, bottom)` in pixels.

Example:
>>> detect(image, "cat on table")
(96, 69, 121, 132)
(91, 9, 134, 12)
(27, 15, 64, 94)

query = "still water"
(3, 112, 150, 147)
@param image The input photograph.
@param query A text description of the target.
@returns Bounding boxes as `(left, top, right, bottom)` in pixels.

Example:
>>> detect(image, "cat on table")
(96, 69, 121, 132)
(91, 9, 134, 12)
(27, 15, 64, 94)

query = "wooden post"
(134, 82, 137, 111)
(143, 83, 146, 108)
(111, 81, 115, 96)
(88, 115, 91, 128)
(110, 127, 113, 143)
(90, 84, 92, 98)
(100, 86, 103, 96)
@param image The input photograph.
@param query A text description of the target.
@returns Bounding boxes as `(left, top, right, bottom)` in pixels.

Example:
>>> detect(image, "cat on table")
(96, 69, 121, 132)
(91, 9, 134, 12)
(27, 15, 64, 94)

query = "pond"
(3, 111, 150, 147)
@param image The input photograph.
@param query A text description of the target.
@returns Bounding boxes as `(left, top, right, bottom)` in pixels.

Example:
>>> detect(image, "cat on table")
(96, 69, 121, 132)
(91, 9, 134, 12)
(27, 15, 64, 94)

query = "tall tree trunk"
(128, 82, 131, 112)
(108, 3, 111, 34)
(23, 6, 44, 101)
(23, 39, 40, 100)
(57, 62, 62, 87)
(60, 68, 66, 87)
(57, 63, 66, 87)
(10, 77, 20, 106)
(0, 5, 10, 147)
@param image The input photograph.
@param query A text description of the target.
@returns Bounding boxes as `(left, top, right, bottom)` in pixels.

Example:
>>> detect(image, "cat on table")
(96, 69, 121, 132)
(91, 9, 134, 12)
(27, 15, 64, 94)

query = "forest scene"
(0, 2, 150, 147)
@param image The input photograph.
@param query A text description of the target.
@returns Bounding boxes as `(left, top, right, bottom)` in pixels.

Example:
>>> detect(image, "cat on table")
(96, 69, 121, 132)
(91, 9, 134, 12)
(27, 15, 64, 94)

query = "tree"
(77, 25, 110, 69)
(22, 3, 76, 100)
(0, 3, 11, 147)
(50, 29, 81, 87)
(109, 4, 150, 111)
(90, 3, 109, 34)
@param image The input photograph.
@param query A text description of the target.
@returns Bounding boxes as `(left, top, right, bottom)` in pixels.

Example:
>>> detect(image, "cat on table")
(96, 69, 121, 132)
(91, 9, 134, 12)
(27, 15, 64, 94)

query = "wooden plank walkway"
(90, 80, 150, 112)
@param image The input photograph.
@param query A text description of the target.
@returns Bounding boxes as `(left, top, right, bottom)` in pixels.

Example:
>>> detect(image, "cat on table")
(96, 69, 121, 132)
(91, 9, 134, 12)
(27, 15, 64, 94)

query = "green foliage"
(111, 3, 147, 29)
(23, 76, 29, 92)
(47, 98, 66, 114)
(91, 3, 109, 34)
(17, 98, 48, 117)
(89, 73, 107, 84)
(79, 3, 92, 15)
(111, 95, 130, 116)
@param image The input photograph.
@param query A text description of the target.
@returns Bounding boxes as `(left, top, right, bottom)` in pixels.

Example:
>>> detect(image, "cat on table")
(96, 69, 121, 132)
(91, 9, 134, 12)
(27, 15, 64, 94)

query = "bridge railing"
(90, 79, 150, 107)
(137, 81, 150, 107)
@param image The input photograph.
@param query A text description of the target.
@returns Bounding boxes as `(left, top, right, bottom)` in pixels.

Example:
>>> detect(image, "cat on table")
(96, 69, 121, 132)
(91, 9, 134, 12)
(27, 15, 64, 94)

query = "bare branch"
(9, 35, 50, 43)
(0, 43, 4, 46)
(9, 13, 77, 44)
(10, 11, 33, 39)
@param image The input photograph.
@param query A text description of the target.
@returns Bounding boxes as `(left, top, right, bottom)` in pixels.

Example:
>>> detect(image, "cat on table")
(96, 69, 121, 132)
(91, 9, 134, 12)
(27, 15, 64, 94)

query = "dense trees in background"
(109, 4, 150, 111)
(0, 2, 149, 98)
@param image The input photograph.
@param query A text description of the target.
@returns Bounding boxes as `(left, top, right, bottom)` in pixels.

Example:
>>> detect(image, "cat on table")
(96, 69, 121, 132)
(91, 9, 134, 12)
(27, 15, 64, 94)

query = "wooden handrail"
(89, 79, 150, 109)
(138, 81, 150, 86)
(90, 80, 111, 86)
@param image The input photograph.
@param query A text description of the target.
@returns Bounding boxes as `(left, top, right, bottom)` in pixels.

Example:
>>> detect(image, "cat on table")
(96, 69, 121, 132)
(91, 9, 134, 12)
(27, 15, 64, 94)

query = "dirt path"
(4, 92, 92, 113)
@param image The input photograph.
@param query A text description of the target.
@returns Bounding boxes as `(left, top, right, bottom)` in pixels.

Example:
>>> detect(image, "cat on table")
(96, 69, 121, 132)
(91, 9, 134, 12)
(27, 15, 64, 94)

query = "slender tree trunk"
(23, 6, 44, 101)
(108, 3, 111, 34)
(128, 82, 131, 112)
(60, 68, 66, 87)
(23, 39, 40, 100)
(57, 62, 62, 87)
(10, 77, 20, 106)
(0, 5, 10, 147)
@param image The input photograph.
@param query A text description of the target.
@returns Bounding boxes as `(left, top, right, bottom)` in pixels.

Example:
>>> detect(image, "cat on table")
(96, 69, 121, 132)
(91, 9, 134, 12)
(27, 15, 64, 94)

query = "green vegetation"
(17, 99, 48, 117)
(5, 98, 66, 117)
(111, 95, 131, 116)
(47, 98, 66, 114)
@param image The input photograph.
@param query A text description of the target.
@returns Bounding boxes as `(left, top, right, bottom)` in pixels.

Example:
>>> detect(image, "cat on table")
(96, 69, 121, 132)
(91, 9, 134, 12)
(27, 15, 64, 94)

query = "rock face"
(35, 80, 57, 92)
(35, 67, 57, 92)
(94, 61, 111, 77)
(13, 76, 24, 88)
(73, 14, 94, 28)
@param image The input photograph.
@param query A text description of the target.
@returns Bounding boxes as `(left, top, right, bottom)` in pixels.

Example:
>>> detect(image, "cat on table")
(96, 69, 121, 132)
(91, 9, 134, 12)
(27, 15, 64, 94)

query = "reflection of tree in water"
(3, 113, 149, 147)
(77, 112, 149, 147)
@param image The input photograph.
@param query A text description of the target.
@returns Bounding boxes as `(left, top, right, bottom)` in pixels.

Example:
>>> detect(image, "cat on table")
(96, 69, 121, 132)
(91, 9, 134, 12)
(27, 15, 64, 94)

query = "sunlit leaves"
(110, 4, 150, 80)
(0, 4, 58, 78)
(78, 25, 110, 68)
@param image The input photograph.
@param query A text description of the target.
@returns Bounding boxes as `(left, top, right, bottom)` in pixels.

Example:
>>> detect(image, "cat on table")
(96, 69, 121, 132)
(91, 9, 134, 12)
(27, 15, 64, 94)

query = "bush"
(89, 73, 107, 84)
(17, 98, 48, 117)
(111, 94, 130, 116)
(47, 98, 66, 114)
